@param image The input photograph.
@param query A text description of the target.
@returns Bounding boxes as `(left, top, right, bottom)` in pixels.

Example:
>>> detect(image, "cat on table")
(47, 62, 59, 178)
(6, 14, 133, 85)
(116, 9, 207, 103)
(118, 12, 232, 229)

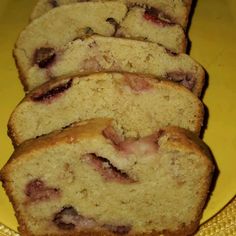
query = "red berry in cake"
(25, 179, 60, 202)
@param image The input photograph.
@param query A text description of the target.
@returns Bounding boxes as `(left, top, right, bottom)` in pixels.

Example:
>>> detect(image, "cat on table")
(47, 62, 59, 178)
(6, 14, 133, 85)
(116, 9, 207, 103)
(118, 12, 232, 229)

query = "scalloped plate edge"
(0, 224, 18, 236)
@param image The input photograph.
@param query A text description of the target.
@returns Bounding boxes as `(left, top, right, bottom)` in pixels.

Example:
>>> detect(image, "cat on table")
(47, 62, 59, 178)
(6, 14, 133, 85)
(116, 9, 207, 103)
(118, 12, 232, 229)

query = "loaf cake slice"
(31, 0, 192, 28)
(1, 118, 214, 236)
(8, 72, 204, 146)
(14, 2, 128, 91)
(22, 35, 205, 94)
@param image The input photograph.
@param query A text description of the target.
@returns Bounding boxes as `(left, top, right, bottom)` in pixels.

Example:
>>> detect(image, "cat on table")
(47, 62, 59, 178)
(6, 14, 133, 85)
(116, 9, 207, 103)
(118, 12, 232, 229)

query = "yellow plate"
(0, 0, 235, 234)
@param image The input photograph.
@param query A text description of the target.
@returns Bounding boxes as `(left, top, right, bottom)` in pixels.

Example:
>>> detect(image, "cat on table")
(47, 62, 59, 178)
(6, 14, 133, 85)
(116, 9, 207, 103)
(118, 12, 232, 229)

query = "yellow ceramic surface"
(0, 0, 235, 234)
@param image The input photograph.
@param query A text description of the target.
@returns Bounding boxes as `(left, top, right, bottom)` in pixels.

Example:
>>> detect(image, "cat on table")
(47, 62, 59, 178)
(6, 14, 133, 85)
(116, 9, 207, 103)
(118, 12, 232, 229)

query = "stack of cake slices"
(1, 1, 215, 236)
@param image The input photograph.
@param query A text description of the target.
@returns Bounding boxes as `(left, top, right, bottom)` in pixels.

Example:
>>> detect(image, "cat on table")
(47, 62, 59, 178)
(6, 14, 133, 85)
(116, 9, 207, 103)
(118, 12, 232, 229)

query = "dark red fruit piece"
(53, 206, 80, 230)
(50, 0, 58, 8)
(103, 126, 123, 146)
(106, 17, 119, 29)
(25, 179, 60, 202)
(144, 8, 173, 26)
(166, 72, 196, 91)
(84, 154, 134, 183)
(31, 79, 72, 102)
(34, 47, 56, 68)
(103, 224, 132, 234)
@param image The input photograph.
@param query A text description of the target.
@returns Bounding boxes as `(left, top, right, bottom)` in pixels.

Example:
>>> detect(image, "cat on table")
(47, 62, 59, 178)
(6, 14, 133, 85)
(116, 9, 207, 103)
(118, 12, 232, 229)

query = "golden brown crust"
(0, 180, 27, 236)
(7, 110, 23, 147)
(182, 0, 193, 28)
(193, 66, 205, 98)
(180, 35, 188, 53)
(184, 0, 193, 15)
(7, 121, 17, 147)
(17, 223, 199, 236)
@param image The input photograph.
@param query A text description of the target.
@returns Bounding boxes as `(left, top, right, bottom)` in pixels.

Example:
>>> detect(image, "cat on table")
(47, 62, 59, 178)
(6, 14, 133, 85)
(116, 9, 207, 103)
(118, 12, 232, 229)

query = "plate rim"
(0, 223, 18, 236)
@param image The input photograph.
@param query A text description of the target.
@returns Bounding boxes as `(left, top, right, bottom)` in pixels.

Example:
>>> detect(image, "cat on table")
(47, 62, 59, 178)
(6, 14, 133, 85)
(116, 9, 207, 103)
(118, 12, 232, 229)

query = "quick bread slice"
(14, 2, 127, 91)
(30, 0, 192, 28)
(1, 118, 214, 236)
(23, 35, 205, 95)
(8, 72, 204, 146)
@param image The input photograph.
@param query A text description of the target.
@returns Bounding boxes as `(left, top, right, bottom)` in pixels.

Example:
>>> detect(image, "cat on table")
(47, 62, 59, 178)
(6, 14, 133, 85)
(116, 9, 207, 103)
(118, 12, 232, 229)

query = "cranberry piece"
(103, 126, 123, 146)
(166, 72, 196, 91)
(103, 126, 164, 155)
(165, 48, 178, 56)
(180, 75, 196, 91)
(50, 0, 58, 8)
(103, 224, 132, 234)
(31, 79, 72, 102)
(84, 154, 134, 183)
(124, 74, 153, 92)
(34, 47, 56, 68)
(106, 17, 119, 29)
(53, 206, 80, 230)
(144, 8, 173, 26)
(25, 179, 60, 202)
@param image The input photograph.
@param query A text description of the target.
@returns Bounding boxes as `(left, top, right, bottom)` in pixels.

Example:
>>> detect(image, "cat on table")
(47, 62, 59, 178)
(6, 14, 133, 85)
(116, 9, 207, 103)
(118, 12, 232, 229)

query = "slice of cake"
(20, 35, 205, 94)
(8, 72, 204, 146)
(30, 0, 192, 28)
(1, 118, 214, 236)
